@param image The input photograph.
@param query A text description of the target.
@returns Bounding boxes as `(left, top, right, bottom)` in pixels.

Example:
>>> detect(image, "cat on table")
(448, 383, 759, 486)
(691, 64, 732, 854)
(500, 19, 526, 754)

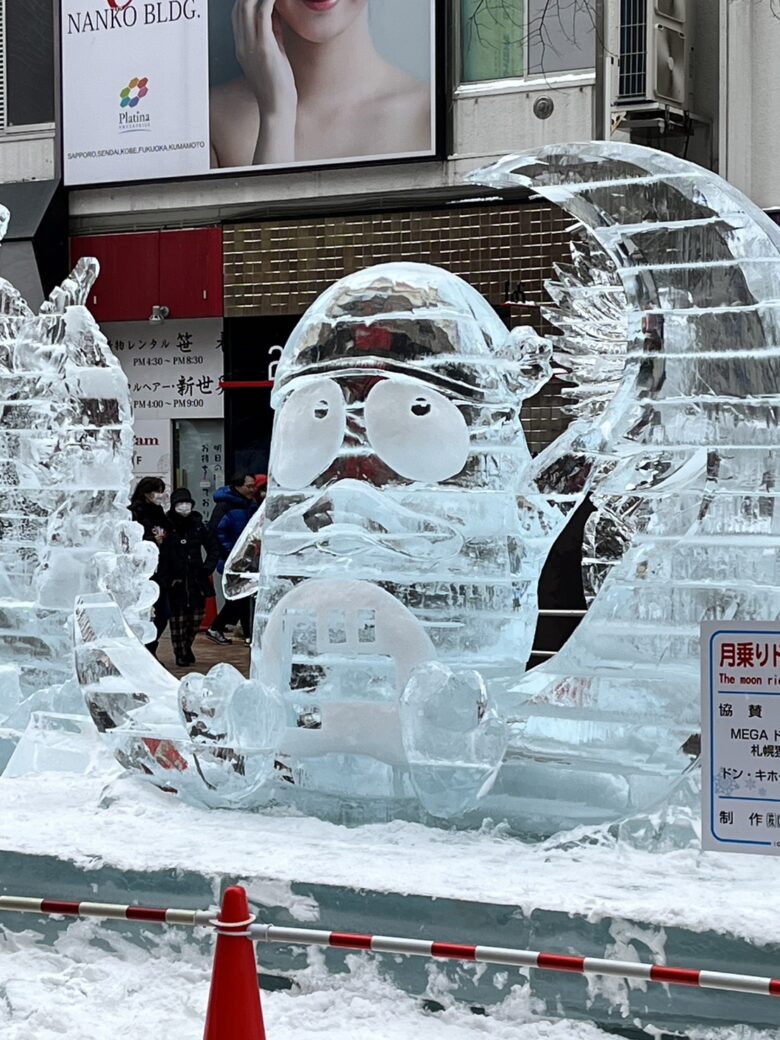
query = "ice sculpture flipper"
(223, 500, 265, 600)
(74, 593, 285, 806)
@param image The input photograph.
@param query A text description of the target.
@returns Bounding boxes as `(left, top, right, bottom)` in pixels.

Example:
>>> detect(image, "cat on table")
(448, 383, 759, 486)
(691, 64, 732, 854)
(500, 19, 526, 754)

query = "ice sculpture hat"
(266, 262, 555, 492)
(272, 262, 544, 407)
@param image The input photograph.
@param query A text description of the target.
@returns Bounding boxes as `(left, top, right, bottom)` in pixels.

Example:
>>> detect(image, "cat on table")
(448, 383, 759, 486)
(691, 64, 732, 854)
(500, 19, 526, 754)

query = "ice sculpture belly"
(255, 578, 436, 766)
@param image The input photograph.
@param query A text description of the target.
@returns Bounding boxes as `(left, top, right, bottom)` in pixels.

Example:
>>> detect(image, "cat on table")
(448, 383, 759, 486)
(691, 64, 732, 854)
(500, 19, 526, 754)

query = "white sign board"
(104, 319, 223, 421)
(61, 0, 437, 187)
(701, 621, 780, 855)
(133, 417, 172, 486)
(62, 0, 211, 186)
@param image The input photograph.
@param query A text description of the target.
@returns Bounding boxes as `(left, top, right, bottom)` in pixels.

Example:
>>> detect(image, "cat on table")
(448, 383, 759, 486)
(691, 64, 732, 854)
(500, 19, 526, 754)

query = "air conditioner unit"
(614, 0, 693, 114)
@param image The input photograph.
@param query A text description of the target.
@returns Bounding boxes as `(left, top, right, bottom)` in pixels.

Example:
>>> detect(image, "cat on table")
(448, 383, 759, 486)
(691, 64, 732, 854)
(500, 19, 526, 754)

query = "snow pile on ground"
(0, 921, 776, 1040)
(0, 920, 611, 1040)
(1, 772, 777, 1038)
(0, 772, 773, 945)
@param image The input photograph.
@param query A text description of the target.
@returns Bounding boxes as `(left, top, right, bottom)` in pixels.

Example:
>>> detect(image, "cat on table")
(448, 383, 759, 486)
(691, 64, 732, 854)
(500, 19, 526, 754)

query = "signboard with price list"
(104, 318, 223, 420)
(104, 318, 223, 489)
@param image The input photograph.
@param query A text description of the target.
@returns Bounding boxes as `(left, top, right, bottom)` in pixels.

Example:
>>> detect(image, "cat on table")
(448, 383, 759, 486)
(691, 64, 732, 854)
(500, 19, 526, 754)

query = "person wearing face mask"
(129, 476, 170, 656)
(158, 489, 221, 667)
(130, 476, 168, 544)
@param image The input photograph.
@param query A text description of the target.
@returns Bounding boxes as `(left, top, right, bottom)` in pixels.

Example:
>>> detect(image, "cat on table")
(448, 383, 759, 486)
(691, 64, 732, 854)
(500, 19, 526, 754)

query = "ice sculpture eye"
(365, 380, 469, 483)
(271, 379, 346, 489)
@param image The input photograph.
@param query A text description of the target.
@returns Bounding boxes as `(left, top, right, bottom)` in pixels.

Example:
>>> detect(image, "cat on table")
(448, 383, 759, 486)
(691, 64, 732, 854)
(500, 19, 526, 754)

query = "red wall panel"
(160, 227, 223, 319)
(70, 228, 223, 323)
(71, 232, 159, 323)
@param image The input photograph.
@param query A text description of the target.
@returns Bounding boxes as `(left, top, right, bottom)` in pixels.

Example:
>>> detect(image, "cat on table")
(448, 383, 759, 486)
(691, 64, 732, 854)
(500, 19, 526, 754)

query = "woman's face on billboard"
(274, 0, 369, 43)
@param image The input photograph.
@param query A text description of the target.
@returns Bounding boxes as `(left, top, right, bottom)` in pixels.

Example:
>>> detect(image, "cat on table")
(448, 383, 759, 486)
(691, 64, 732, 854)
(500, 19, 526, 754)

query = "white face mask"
(151, 493, 165, 505)
(175, 503, 193, 516)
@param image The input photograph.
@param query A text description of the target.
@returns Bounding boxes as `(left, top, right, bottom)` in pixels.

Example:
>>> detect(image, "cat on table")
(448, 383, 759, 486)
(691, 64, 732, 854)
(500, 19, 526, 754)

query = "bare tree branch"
(461, 0, 606, 80)
(462, 0, 780, 80)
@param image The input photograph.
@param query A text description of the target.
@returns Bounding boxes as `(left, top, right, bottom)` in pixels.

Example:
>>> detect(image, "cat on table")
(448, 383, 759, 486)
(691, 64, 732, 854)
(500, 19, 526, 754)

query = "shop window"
(460, 0, 595, 83)
(174, 419, 226, 522)
(2, 0, 55, 129)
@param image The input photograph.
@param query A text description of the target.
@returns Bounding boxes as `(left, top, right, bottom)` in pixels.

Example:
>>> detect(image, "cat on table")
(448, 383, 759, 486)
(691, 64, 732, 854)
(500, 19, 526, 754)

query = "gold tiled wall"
(224, 202, 571, 318)
(223, 201, 574, 452)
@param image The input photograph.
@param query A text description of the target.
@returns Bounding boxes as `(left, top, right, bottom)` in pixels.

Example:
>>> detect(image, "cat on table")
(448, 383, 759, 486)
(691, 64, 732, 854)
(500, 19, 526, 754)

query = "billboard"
(62, 0, 437, 187)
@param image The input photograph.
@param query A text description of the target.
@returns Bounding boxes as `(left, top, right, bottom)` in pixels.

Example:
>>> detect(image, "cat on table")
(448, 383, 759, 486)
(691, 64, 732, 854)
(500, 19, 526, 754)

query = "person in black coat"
(130, 476, 167, 544)
(158, 488, 220, 667)
(129, 476, 169, 656)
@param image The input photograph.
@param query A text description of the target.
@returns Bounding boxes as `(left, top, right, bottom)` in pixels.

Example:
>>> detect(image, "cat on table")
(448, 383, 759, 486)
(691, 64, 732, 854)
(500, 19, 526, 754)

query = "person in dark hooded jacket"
(158, 488, 220, 666)
(129, 476, 169, 656)
(206, 473, 259, 645)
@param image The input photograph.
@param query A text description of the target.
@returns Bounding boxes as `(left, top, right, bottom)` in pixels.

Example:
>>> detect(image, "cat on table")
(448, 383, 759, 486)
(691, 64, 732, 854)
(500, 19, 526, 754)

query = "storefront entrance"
(173, 417, 226, 619)
(173, 418, 225, 523)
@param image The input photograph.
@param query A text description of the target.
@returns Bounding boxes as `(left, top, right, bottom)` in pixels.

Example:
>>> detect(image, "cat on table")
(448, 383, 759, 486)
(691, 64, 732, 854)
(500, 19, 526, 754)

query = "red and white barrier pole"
(2, 890, 779, 1002)
(0, 895, 213, 927)
(249, 924, 780, 1000)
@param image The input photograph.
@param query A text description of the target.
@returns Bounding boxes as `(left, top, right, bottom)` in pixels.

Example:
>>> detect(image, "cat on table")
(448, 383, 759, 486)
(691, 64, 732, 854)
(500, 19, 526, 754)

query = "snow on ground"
(0, 921, 775, 1040)
(0, 772, 775, 945)
(0, 920, 612, 1040)
(1, 770, 779, 1038)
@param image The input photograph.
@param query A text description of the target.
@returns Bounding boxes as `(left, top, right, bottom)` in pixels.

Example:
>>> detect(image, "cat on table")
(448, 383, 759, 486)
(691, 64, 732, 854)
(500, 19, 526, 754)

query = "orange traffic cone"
(203, 885, 266, 1040)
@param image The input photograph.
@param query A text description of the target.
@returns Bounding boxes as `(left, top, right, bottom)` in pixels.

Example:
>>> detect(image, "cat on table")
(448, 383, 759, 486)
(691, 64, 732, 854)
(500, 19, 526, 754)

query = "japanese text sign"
(702, 621, 780, 855)
(104, 319, 223, 421)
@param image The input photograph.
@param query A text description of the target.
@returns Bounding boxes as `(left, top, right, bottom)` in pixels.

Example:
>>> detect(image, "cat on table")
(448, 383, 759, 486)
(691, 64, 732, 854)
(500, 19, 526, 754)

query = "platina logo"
(118, 77, 151, 133)
(120, 76, 149, 109)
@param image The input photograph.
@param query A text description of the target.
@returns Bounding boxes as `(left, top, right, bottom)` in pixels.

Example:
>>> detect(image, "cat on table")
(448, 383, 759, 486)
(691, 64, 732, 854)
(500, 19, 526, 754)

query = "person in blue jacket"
(206, 472, 259, 645)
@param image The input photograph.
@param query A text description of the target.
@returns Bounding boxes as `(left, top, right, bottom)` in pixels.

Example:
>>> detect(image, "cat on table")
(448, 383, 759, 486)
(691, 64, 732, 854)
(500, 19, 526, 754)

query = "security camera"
(148, 305, 170, 325)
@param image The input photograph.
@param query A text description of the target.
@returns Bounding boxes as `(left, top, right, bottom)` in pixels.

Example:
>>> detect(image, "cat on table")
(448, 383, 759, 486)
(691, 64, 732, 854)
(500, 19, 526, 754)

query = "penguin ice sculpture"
(223, 262, 586, 821)
(75, 141, 780, 838)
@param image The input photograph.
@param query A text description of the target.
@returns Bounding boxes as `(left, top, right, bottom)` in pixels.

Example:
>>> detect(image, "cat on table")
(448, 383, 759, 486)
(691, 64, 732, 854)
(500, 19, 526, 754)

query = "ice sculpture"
(464, 141, 780, 829)
(75, 264, 555, 810)
(0, 213, 158, 764)
(219, 263, 571, 818)
(75, 141, 780, 837)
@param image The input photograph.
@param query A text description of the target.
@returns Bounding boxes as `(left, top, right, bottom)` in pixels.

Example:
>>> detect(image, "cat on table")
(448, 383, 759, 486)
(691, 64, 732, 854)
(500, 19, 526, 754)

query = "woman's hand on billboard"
(232, 0, 297, 163)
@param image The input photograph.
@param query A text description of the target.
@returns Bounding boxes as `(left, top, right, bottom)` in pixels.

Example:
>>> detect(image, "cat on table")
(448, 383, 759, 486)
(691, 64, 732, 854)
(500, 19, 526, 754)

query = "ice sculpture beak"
(263, 479, 464, 562)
